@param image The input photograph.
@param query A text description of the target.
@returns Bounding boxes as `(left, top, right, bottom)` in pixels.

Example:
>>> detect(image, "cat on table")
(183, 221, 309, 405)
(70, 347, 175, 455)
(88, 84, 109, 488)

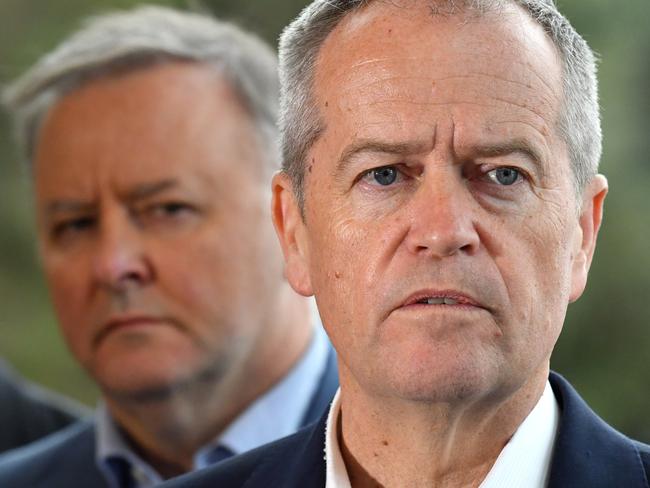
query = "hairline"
(28, 55, 277, 173)
(3, 7, 280, 175)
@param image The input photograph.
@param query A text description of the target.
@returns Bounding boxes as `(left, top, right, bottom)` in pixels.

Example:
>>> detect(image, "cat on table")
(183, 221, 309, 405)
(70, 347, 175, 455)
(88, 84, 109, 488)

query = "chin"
(92, 353, 228, 405)
(377, 345, 505, 404)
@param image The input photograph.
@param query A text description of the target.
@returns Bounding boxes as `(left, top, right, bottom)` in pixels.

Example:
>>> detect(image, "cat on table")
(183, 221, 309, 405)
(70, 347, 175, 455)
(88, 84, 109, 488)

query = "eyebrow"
(45, 201, 96, 216)
(336, 139, 431, 175)
(45, 179, 180, 217)
(471, 140, 543, 168)
(124, 179, 179, 202)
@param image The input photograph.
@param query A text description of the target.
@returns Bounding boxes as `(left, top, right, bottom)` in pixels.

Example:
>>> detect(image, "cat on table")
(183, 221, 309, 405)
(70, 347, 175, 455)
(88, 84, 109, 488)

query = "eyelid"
(478, 163, 529, 181)
(355, 162, 419, 184)
(50, 215, 95, 238)
(139, 200, 193, 212)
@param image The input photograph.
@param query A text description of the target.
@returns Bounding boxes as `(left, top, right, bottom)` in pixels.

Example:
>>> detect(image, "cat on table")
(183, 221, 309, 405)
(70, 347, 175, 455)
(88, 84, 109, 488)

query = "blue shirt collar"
(95, 323, 330, 488)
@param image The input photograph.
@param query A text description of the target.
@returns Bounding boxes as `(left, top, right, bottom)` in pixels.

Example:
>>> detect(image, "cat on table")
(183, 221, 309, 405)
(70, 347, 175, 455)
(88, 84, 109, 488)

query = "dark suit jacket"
(161, 372, 650, 488)
(0, 360, 89, 454)
(0, 347, 339, 488)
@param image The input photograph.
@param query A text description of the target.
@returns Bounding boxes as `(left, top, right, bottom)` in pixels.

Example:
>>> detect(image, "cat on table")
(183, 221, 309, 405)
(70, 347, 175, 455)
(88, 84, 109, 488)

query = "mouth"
(93, 315, 169, 347)
(401, 290, 484, 309)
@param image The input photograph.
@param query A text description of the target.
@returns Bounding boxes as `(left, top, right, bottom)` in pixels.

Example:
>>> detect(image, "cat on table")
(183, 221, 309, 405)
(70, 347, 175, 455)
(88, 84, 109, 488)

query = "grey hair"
(279, 0, 601, 208)
(3, 5, 280, 170)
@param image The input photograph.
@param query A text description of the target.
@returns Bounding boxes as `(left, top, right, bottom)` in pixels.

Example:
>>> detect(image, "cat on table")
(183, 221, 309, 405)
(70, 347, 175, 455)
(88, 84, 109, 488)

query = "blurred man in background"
(0, 6, 337, 487)
(0, 359, 88, 453)
(162, 0, 650, 487)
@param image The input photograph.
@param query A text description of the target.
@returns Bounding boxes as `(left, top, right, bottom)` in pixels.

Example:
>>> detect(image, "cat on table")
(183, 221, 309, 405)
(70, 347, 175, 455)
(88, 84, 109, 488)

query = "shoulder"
(634, 440, 650, 480)
(0, 421, 102, 488)
(0, 363, 90, 453)
(549, 372, 650, 487)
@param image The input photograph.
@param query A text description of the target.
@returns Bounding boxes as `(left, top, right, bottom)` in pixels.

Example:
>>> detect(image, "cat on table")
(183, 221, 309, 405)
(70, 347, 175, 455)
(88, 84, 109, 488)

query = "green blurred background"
(0, 0, 648, 442)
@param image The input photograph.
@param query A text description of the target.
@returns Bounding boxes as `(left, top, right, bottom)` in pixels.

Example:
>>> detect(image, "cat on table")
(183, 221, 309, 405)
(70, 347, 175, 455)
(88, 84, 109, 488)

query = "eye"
(144, 202, 195, 218)
(52, 216, 95, 239)
(359, 165, 404, 187)
(155, 202, 192, 215)
(136, 201, 199, 229)
(486, 167, 521, 186)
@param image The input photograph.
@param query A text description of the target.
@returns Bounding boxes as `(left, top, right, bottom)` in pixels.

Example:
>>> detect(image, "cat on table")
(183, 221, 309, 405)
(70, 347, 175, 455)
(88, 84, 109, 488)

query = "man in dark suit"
(0, 359, 88, 453)
(0, 6, 337, 487)
(161, 0, 650, 487)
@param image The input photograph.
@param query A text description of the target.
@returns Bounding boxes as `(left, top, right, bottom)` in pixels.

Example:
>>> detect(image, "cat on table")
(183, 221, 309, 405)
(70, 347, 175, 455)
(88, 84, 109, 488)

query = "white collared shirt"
(325, 381, 559, 488)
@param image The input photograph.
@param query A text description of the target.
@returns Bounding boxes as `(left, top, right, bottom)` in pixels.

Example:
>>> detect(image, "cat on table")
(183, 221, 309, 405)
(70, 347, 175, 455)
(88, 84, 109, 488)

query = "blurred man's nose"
(404, 167, 480, 259)
(92, 210, 154, 292)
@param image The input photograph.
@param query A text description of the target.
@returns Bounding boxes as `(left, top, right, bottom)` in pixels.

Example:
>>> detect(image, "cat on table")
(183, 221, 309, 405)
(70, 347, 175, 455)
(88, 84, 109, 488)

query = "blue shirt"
(95, 325, 330, 488)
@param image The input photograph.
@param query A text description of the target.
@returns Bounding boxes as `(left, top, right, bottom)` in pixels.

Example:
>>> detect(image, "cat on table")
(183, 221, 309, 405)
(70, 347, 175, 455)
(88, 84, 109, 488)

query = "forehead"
(33, 62, 264, 194)
(312, 1, 564, 162)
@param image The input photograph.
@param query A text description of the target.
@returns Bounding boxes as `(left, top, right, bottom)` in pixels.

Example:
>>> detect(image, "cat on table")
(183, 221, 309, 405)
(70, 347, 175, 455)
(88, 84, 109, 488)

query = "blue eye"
(488, 167, 520, 186)
(372, 166, 398, 186)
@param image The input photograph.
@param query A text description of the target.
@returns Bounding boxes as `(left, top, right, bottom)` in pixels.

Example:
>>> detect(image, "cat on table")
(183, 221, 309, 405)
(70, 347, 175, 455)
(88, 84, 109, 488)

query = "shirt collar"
(96, 322, 330, 488)
(325, 381, 559, 488)
(195, 324, 330, 462)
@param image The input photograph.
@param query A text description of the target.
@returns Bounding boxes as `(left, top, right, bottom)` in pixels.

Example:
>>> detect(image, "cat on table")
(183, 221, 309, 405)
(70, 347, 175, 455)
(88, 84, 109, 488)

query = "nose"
(404, 169, 480, 259)
(92, 212, 153, 292)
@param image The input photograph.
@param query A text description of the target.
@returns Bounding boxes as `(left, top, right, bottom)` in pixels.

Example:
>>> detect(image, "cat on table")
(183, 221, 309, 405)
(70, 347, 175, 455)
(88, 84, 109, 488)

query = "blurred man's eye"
(137, 201, 199, 227)
(51, 216, 96, 240)
(151, 202, 193, 216)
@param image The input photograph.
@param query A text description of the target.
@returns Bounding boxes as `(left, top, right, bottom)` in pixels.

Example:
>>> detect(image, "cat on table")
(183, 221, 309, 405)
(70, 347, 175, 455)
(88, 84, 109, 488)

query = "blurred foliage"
(0, 0, 648, 442)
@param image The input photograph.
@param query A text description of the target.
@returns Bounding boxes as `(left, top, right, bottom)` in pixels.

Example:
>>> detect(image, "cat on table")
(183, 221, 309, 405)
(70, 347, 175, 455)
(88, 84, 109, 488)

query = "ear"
(569, 174, 608, 302)
(271, 172, 314, 297)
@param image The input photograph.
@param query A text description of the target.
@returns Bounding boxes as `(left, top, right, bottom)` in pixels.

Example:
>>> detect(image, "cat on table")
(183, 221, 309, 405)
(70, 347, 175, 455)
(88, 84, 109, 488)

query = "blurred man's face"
(275, 2, 606, 403)
(34, 62, 284, 400)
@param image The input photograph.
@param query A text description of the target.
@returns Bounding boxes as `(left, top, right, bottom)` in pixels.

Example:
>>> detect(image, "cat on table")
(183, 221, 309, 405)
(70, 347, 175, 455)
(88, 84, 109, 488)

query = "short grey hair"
(3, 5, 280, 169)
(279, 0, 601, 208)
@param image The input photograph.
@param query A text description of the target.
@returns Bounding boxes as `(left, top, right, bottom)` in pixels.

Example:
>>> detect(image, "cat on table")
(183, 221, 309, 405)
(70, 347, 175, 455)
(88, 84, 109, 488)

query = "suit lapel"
(548, 372, 648, 488)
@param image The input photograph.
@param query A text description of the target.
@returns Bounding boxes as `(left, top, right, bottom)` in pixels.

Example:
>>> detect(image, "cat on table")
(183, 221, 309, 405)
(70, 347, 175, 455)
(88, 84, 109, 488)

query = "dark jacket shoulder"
(547, 372, 649, 487)
(0, 420, 107, 488)
(0, 361, 90, 453)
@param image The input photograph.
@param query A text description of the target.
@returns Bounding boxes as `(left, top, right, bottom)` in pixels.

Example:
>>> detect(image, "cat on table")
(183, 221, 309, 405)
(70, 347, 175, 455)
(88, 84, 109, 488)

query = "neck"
(105, 290, 314, 479)
(338, 366, 549, 488)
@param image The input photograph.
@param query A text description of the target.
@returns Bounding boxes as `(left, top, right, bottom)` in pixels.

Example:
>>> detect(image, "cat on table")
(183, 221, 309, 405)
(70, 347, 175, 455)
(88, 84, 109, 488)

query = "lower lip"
(100, 318, 168, 337)
(398, 303, 483, 312)
(109, 318, 166, 330)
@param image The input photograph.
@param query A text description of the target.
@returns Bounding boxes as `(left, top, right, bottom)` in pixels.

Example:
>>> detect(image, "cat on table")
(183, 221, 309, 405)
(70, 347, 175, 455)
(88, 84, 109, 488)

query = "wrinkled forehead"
(309, 0, 565, 165)
(314, 0, 562, 106)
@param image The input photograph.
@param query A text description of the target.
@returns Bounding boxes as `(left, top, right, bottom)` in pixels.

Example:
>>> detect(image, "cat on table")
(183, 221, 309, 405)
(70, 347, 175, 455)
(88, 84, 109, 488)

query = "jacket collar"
(548, 372, 648, 488)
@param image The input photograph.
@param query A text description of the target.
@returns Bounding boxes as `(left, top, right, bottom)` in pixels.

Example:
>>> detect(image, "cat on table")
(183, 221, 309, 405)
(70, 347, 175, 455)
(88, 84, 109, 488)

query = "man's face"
(34, 62, 284, 399)
(275, 3, 606, 402)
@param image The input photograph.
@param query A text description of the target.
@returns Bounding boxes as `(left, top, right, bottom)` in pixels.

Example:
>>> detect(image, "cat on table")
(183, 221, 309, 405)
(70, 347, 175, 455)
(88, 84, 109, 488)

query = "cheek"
(496, 207, 576, 333)
(44, 260, 83, 324)
(308, 211, 387, 345)
(43, 264, 90, 353)
(160, 241, 232, 312)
